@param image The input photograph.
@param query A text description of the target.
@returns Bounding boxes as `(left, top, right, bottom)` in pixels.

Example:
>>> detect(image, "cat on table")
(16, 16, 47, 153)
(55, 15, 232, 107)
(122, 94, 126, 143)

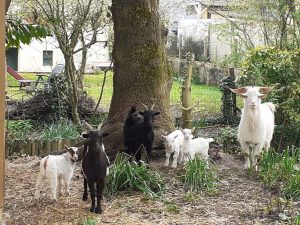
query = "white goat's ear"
(191, 127, 196, 133)
(258, 94, 267, 99)
(230, 87, 248, 97)
(259, 87, 272, 95)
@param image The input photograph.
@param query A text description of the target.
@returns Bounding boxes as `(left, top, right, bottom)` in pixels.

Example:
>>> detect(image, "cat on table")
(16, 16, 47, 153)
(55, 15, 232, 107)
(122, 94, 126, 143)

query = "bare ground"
(4, 151, 300, 225)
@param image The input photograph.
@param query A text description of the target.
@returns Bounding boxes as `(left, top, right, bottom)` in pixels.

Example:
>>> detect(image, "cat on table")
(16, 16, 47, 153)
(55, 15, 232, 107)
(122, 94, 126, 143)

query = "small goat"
(181, 128, 214, 162)
(162, 130, 184, 168)
(34, 145, 78, 201)
(81, 121, 109, 214)
(230, 86, 275, 170)
(123, 104, 160, 164)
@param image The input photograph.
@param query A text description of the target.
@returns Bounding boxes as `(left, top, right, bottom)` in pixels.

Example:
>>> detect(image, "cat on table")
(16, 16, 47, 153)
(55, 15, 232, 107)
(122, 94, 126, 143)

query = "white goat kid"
(181, 128, 214, 162)
(162, 130, 184, 168)
(230, 86, 275, 170)
(35, 145, 78, 201)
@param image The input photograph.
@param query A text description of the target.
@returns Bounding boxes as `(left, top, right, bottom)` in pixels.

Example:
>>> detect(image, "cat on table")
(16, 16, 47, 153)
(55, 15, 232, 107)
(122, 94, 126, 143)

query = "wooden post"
(0, 0, 6, 211)
(181, 52, 194, 129)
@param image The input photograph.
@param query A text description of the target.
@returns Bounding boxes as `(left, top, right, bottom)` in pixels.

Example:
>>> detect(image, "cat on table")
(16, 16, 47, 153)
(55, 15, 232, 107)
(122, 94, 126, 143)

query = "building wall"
(14, 34, 110, 73)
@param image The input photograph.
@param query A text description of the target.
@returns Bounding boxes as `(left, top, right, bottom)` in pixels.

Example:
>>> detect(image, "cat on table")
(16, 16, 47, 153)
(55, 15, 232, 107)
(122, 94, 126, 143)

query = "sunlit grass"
(7, 71, 229, 116)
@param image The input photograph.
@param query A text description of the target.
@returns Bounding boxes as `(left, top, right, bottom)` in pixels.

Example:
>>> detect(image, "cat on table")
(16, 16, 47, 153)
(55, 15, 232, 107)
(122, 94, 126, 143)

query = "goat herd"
(33, 86, 276, 214)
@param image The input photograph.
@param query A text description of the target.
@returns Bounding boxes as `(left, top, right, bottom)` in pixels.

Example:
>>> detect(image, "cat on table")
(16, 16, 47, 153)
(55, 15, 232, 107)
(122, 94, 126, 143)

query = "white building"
(6, 33, 110, 73)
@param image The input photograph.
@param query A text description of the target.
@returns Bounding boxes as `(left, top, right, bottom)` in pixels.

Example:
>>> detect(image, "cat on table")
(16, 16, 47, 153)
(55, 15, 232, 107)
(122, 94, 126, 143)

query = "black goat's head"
(139, 103, 160, 125)
(82, 121, 109, 151)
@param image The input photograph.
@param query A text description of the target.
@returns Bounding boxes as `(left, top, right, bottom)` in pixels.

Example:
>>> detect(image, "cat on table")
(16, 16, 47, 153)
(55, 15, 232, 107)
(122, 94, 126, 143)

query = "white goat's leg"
(253, 143, 264, 171)
(178, 149, 183, 165)
(58, 177, 64, 196)
(264, 141, 271, 152)
(240, 142, 250, 169)
(65, 177, 72, 196)
(34, 173, 45, 200)
(49, 174, 58, 201)
(165, 152, 171, 167)
(171, 151, 179, 168)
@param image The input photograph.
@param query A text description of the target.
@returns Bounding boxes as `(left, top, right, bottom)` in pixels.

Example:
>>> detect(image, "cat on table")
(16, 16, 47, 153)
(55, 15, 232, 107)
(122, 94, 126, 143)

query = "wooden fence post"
(0, 0, 7, 220)
(181, 52, 194, 129)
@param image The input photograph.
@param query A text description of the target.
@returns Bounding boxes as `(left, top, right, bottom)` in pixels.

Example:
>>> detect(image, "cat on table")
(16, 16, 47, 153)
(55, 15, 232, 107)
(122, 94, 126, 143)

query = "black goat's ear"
(102, 132, 109, 138)
(82, 133, 88, 138)
(154, 112, 160, 116)
(139, 111, 144, 115)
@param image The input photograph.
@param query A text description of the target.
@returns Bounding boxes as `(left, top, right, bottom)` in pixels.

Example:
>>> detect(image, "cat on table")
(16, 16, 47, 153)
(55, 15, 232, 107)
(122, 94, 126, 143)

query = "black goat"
(123, 104, 160, 163)
(81, 121, 109, 214)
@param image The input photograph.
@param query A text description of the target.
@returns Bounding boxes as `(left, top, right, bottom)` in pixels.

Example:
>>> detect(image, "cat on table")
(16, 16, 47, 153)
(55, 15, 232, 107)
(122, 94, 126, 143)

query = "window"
(43, 50, 53, 66)
(186, 3, 200, 16)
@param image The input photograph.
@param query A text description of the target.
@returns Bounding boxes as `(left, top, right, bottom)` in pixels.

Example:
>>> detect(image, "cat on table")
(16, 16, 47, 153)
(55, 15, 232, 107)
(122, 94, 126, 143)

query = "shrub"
(182, 156, 218, 193)
(239, 46, 300, 150)
(105, 153, 164, 198)
(258, 147, 300, 199)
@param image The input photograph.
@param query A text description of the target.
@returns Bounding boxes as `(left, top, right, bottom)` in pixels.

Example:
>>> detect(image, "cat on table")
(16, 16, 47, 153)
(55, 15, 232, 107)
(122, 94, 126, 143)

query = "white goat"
(34, 145, 78, 201)
(230, 86, 275, 170)
(181, 128, 214, 162)
(162, 130, 184, 168)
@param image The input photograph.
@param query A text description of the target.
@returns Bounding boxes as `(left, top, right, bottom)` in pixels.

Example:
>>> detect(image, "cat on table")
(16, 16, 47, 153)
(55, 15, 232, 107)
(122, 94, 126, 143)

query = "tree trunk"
(103, 0, 173, 150)
(64, 55, 80, 124)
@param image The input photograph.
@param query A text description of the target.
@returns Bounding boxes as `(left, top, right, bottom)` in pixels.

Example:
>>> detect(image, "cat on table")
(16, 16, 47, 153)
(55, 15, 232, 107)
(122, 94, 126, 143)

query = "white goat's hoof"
(171, 164, 177, 168)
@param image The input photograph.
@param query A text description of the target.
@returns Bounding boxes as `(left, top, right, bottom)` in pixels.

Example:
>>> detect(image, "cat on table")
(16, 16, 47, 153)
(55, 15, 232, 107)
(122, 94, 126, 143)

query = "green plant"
(239, 46, 300, 150)
(42, 120, 80, 140)
(217, 126, 239, 155)
(105, 153, 164, 198)
(165, 201, 180, 214)
(294, 214, 300, 225)
(89, 113, 107, 126)
(258, 147, 300, 199)
(6, 120, 34, 139)
(182, 156, 218, 193)
(80, 217, 98, 225)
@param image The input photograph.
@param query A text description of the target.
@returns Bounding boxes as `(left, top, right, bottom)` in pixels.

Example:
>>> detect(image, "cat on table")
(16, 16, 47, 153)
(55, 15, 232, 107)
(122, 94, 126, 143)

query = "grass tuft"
(105, 153, 164, 198)
(258, 147, 300, 200)
(182, 156, 218, 193)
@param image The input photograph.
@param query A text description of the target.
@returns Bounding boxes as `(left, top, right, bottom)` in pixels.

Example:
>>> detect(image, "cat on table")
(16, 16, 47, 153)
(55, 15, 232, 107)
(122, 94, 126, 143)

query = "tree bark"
(5, 0, 11, 14)
(104, 0, 173, 150)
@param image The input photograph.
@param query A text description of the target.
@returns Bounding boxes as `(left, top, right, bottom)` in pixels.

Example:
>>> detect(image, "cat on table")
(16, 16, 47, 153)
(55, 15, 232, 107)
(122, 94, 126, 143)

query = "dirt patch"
(4, 153, 299, 225)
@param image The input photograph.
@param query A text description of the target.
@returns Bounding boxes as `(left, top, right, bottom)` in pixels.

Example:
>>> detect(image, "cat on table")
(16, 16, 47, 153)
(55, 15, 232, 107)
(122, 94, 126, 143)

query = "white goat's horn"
(140, 102, 148, 110)
(97, 122, 103, 130)
(151, 103, 155, 110)
(82, 120, 94, 131)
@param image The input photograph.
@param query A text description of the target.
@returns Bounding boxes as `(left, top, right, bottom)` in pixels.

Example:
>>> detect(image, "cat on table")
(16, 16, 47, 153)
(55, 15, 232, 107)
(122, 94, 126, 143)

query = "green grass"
(105, 152, 164, 198)
(258, 147, 300, 200)
(7, 72, 227, 116)
(181, 156, 218, 193)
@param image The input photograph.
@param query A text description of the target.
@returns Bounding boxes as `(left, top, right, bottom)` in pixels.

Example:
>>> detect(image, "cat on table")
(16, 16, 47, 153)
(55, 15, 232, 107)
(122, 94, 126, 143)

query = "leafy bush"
(42, 120, 80, 140)
(239, 46, 300, 149)
(258, 147, 300, 199)
(182, 156, 218, 193)
(105, 153, 164, 198)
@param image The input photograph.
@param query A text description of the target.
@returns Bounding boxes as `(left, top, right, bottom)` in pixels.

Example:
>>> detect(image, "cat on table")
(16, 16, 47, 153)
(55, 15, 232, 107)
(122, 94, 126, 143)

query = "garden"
(3, 0, 300, 224)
